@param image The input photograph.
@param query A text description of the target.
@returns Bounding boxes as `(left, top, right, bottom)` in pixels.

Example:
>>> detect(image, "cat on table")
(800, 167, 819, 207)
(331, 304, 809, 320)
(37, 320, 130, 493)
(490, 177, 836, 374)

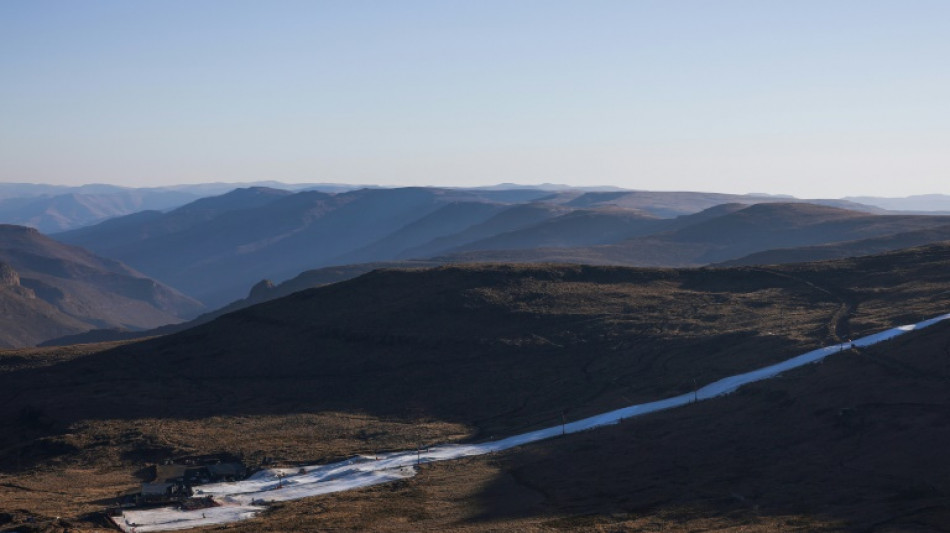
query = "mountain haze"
(51, 187, 950, 310)
(57, 188, 567, 306)
(443, 203, 950, 266)
(563, 190, 884, 217)
(0, 225, 203, 347)
(445, 206, 660, 252)
(332, 201, 505, 264)
(844, 193, 950, 213)
(0, 190, 199, 232)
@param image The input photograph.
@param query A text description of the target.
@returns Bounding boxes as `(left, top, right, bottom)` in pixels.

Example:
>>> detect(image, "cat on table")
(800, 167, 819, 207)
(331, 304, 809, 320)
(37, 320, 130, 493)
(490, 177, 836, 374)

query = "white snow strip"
(112, 311, 950, 532)
(114, 503, 264, 532)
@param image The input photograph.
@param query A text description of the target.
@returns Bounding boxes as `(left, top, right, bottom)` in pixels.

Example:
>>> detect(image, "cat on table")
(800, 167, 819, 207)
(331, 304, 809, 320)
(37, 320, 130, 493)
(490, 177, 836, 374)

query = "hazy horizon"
(4, 179, 950, 201)
(2, 1, 948, 198)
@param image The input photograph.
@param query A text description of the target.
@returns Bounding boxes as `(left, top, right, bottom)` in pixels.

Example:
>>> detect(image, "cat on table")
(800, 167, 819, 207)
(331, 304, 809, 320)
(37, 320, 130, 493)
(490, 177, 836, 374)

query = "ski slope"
(114, 312, 950, 532)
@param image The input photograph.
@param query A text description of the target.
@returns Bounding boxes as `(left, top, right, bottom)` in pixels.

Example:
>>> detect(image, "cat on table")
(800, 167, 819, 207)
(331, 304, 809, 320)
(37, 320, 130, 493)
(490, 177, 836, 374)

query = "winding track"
(751, 268, 858, 343)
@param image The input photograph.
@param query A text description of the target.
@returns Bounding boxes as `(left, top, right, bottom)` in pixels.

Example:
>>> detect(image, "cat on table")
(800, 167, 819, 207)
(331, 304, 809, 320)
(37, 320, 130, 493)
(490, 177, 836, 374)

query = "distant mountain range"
(0, 181, 355, 200)
(843, 194, 950, 213)
(3, 181, 947, 233)
(51, 186, 950, 309)
(716, 223, 950, 267)
(441, 202, 950, 266)
(0, 225, 203, 347)
(0, 190, 201, 232)
(0, 181, 361, 232)
(57, 187, 491, 306)
(560, 190, 883, 217)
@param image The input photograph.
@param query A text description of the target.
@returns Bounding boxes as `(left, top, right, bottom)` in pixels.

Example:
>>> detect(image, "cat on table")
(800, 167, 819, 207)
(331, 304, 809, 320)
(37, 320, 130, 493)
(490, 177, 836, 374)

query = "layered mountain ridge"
(53, 187, 919, 308)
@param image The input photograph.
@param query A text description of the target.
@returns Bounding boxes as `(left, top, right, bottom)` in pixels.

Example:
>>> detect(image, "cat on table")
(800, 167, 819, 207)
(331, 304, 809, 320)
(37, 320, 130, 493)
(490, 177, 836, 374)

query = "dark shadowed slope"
(6, 243, 950, 442)
(39, 260, 446, 346)
(0, 225, 203, 347)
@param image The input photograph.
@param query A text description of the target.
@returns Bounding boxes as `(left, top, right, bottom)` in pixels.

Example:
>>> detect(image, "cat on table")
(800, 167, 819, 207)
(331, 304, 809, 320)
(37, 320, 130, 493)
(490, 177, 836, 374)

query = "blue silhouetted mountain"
(0, 189, 199, 232)
(334, 201, 507, 264)
(842, 194, 950, 213)
(56, 187, 515, 307)
(397, 203, 574, 259)
(439, 203, 950, 266)
(50, 187, 950, 310)
(443, 207, 662, 253)
(563, 190, 880, 218)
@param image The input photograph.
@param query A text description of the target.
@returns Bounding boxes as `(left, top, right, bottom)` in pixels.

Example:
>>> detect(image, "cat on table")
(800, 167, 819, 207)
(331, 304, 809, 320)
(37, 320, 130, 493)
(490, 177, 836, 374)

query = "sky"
(1, 0, 948, 198)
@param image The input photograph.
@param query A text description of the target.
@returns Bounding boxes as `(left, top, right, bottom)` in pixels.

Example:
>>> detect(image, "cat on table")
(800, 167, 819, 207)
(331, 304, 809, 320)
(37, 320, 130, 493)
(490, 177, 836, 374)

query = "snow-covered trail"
(115, 312, 950, 532)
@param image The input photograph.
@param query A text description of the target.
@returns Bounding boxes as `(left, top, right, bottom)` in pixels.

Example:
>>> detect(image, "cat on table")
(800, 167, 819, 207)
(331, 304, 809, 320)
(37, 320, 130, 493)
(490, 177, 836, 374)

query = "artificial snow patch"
(115, 504, 264, 532)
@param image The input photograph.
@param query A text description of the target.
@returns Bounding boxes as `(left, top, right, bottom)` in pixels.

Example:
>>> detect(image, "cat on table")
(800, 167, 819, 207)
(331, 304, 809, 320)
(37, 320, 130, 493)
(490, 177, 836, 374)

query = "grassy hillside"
(2, 244, 950, 530)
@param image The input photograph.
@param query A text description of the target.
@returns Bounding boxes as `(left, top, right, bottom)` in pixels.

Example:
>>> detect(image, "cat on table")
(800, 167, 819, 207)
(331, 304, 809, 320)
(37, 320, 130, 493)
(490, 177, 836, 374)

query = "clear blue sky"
(1, 0, 947, 197)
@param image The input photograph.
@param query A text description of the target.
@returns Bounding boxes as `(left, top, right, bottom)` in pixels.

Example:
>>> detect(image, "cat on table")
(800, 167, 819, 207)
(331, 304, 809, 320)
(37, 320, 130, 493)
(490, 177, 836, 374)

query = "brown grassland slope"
(2, 244, 950, 531)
